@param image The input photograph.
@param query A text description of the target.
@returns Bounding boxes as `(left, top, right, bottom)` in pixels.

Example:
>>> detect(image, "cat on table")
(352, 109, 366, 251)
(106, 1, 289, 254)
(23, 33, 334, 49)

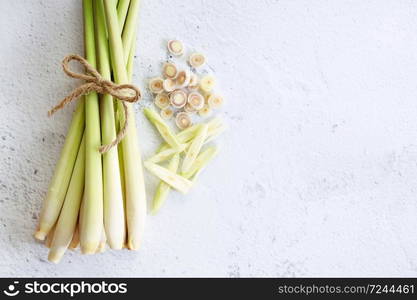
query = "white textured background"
(1, 0, 417, 277)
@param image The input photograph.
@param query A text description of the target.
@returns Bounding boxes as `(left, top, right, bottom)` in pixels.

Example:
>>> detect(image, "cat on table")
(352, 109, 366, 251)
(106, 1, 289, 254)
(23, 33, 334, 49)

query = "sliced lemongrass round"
(167, 40, 184, 56)
(154, 93, 170, 109)
(198, 105, 212, 117)
(170, 90, 187, 108)
(175, 112, 192, 129)
(189, 53, 206, 68)
(160, 107, 174, 120)
(184, 103, 196, 113)
(149, 77, 164, 93)
(187, 91, 205, 110)
(163, 78, 176, 92)
(207, 94, 224, 109)
(199, 75, 215, 92)
(188, 74, 199, 90)
(175, 70, 191, 87)
(162, 62, 178, 79)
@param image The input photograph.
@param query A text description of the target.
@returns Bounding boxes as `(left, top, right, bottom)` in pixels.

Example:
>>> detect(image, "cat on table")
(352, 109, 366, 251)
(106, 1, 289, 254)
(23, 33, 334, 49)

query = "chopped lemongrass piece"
(175, 112, 192, 129)
(144, 162, 193, 194)
(167, 39, 184, 56)
(182, 124, 208, 173)
(149, 77, 164, 93)
(147, 147, 180, 163)
(151, 154, 180, 214)
(182, 146, 219, 179)
(187, 91, 205, 110)
(170, 90, 187, 108)
(144, 108, 184, 150)
(205, 122, 227, 144)
(188, 74, 199, 90)
(207, 94, 224, 109)
(189, 53, 206, 68)
(184, 103, 196, 113)
(175, 70, 191, 87)
(158, 117, 224, 152)
(162, 62, 178, 79)
(160, 107, 174, 120)
(154, 93, 170, 109)
(162, 78, 176, 92)
(199, 75, 215, 92)
(198, 104, 212, 117)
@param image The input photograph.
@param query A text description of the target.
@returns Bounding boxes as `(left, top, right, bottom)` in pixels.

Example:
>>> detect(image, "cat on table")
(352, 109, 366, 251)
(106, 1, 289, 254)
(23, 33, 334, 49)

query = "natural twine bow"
(48, 54, 141, 153)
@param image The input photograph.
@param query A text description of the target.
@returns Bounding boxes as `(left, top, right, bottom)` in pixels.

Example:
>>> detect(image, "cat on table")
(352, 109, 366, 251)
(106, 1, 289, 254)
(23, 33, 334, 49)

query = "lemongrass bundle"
(35, 0, 146, 263)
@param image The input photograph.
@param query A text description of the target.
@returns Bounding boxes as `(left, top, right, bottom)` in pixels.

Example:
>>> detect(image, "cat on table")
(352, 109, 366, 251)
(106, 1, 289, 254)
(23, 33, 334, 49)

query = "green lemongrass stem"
(104, 0, 146, 250)
(69, 224, 80, 250)
(144, 108, 184, 151)
(157, 117, 223, 153)
(117, 0, 130, 28)
(45, 224, 56, 248)
(34, 102, 85, 240)
(122, 0, 140, 63)
(95, 0, 125, 250)
(48, 136, 86, 264)
(81, 0, 103, 254)
(144, 161, 193, 194)
(182, 146, 219, 180)
(151, 154, 180, 214)
(182, 124, 208, 173)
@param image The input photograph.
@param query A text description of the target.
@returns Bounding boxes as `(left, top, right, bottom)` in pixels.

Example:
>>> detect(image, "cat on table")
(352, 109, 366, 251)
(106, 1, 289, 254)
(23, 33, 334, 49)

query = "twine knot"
(48, 54, 141, 153)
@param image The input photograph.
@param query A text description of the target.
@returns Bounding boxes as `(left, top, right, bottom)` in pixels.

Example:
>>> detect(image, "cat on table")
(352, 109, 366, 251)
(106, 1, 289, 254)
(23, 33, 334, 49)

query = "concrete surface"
(1, 0, 417, 277)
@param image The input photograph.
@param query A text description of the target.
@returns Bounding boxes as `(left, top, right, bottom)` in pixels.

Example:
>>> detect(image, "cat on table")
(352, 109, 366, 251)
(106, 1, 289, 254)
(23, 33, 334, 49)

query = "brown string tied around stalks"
(48, 54, 141, 153)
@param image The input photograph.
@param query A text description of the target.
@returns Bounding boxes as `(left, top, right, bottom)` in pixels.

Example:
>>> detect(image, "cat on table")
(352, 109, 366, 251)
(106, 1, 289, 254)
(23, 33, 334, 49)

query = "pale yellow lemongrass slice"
(175, 70, 191, 87)
(187, 91, 205, 110)
(207, 94, 224, 109)
(175, 112, 192, 129)
(167, 39, 184, 56)
(154, 93, 170, 109)
(199, 75, 215, 93)
(188, 53, 206, 68)
(198, 105, 212, 117)
(149, 77, 164, 93)
(170, 90, 187, 108)
(160, 107, 174, 120)
(163, 78, 176, 92)
(162, 62, 178, 79)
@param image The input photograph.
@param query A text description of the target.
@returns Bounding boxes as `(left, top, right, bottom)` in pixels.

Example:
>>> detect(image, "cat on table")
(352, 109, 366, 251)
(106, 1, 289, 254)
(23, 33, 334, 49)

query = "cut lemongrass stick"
(69, 224, 80, 250)
(144, 108, 184, 151)
(80, 0, 103, 255)
(45, 224, 56, 249)
(48, 136, 85, 264)
(151, 154, 180, 214)
(95, 0, 125, 250)
(117, 0, 130, 29)
(182, 146, 219, 180)
(157, 117, 223, 153)
(144, 162, 193, 194)
(147, 147, 180, 164)
(182, 124, 208, 173)
(34, 102, 85, 241)
(122, 0, 140, 64)
(105, 0, 146, 250)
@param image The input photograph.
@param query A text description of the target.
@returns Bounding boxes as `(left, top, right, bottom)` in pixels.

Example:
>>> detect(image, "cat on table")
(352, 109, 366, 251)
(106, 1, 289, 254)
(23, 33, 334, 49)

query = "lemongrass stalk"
(69, 224, 80, 249)
(144, 162, 193, 194)
(34, 102, 85, 240)
(104, 0, 146, 250)
(144, 108, 184, 151)
(95, 0, 125, 250)
(45, 224, 56, 248)
(80, 0, 103, 254)
(182, 124, 208, 173)
(117, 0, 130, 29)
(182, 146, 219, 180)
(48, 136, 86, 264)
(122, 0, 140, 63)
(96, 227, 107, 253)
(151, 154, 180, 214)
